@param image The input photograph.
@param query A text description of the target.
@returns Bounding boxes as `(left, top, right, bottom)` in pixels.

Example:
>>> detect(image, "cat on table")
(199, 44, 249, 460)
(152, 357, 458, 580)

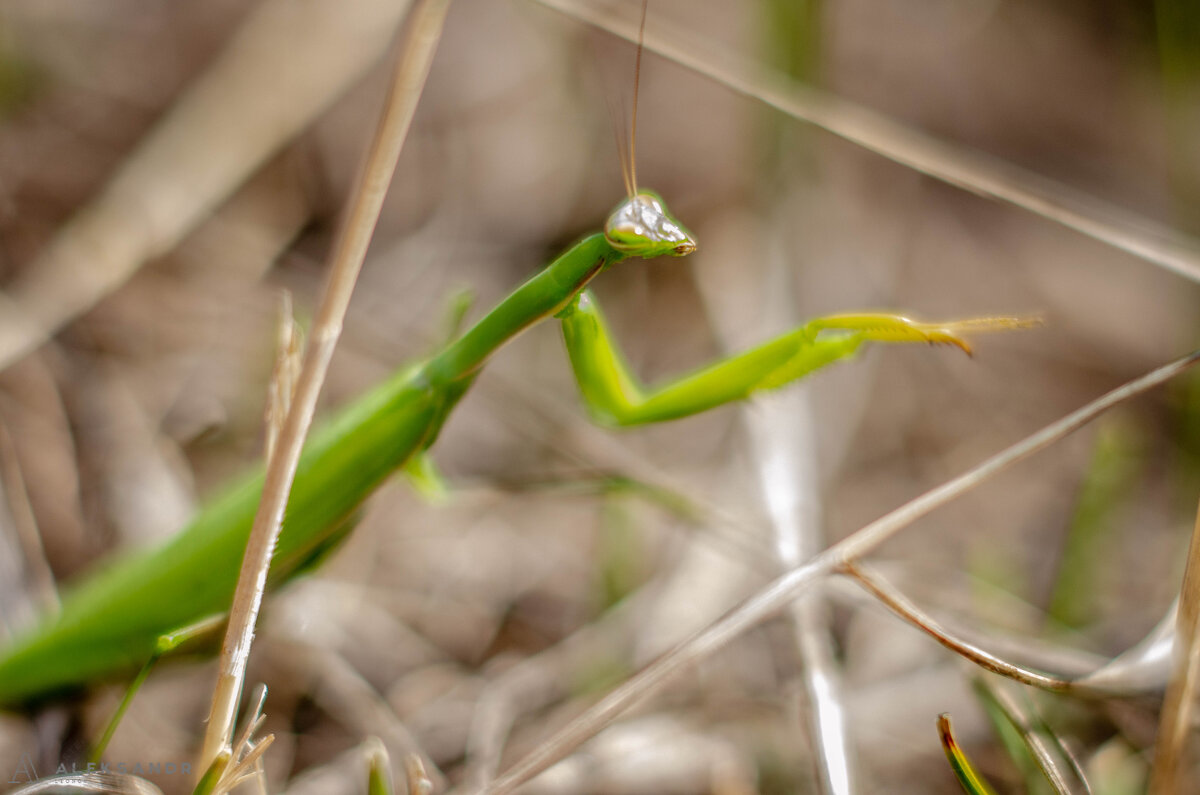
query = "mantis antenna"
(602, 0, 695, 257)
(627, 0, 648, 196)
(610, 0, 649, 199)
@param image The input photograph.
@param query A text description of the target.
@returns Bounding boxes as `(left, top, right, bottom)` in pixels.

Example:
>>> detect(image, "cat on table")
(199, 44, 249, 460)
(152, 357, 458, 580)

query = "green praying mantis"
(0, 14, 1030, 710)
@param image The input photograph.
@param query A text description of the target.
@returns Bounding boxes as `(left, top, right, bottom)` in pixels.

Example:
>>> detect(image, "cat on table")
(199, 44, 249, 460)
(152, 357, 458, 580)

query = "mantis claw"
(807, 313, 1041, 355)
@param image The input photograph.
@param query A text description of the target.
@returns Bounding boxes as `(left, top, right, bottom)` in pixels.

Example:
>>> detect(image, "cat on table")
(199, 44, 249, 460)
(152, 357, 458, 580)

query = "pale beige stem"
(198, 0, 453, 773)
(695, 225, 851, 793)
(1149, 498, 1200, 793)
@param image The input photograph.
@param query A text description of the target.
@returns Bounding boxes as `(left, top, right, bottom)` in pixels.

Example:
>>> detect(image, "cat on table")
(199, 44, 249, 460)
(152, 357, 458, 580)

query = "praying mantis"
(0, 5, 1030, 711)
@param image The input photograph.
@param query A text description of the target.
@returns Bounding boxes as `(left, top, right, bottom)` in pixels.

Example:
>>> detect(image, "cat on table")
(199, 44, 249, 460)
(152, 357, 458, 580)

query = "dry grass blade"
(696, 249, 851, 792)
(791, 614, 852, 794)
(976, 676, 1092, 795)
(0, 0, 415, 372)
(206, 685, 275, 795)
(533, 0, 1200, 283)
(846, 563, 1080, 694)
(478, 350, 1200, 795)
(1148, 498, 1200, 793)
(742, 399, 852, 795)
(265, 292, 303, 464)
(405, 754, 434, 795)
(198, 0, 453, 771)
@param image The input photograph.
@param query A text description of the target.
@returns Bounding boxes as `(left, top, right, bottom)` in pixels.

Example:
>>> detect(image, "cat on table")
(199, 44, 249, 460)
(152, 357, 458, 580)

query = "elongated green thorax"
(427, 233, 626, 384)
(0, 230, 636, 705)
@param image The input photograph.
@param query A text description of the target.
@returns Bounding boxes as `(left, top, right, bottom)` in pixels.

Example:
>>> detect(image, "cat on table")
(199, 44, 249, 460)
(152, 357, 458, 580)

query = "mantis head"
(604, 191, 697, 258)
(604, 6, 695, 260)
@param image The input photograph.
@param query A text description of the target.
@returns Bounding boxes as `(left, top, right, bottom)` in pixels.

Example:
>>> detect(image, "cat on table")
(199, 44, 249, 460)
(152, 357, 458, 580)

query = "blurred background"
(0, 0, 1197, 792)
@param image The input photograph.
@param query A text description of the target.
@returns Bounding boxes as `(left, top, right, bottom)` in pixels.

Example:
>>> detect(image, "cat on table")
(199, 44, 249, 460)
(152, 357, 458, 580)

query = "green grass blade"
(191, 749, 231, 795)
(938, 714, 1001, 795)
(366, 738, 396, 795)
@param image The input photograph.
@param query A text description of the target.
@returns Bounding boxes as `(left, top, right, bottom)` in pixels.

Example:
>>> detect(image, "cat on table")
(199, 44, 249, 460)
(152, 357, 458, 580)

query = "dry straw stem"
(746, 394, 850, 795)
(977, 675, 1092, 795)
(207, 685, 275, 795)
(265, 292, 303, 464)
(478, 350, 1200, 795)
(699, 258, 851, 791)
(405, 754, 434, 795)
(198, 0, 453, 771)
(535, 0, 1200, 283)
(846, 563, 1087, 695)
(1149, 499, 1200, 793)
(0, 0, 414, 372)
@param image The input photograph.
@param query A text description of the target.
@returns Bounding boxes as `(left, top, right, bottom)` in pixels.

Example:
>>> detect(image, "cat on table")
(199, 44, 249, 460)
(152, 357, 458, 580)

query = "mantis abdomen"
(0, 366, 440, 703)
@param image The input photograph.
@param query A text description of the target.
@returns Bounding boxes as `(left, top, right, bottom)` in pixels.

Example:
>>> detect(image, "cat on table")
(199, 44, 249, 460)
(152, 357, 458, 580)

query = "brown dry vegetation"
(0, 1, 1197, 793)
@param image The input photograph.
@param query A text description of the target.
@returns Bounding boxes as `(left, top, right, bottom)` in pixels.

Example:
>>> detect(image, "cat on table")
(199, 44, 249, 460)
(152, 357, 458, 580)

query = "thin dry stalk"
(198, 0, 453, 771)
(405, 755, 434, 795)
(696, 245, 851, 793)
(845, 563, 1080, 694)
(747, 393, 850, 795)
(265, 292, 303, 463)
(1149, 498, 1200, 793)
(789, 599, 851, 794)
(477, 350, 1200, 795)
(534, 0, 1200, 283)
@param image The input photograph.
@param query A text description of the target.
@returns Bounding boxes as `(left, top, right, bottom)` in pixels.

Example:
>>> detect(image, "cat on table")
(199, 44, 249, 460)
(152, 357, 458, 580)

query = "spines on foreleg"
(803, 313, 1040, 356)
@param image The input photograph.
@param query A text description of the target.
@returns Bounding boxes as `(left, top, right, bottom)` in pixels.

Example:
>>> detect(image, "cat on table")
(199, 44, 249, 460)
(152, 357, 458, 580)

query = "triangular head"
(602, 4, 695, 261)
(604, 190, 696, 259)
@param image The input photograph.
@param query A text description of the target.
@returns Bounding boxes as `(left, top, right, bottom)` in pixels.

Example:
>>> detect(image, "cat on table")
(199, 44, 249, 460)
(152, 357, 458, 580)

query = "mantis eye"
(604, 192, 697, 257)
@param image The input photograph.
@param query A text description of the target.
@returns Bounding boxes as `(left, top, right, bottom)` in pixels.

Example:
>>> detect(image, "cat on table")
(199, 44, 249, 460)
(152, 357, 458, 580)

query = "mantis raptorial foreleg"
(560, 288, 1031, 426)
